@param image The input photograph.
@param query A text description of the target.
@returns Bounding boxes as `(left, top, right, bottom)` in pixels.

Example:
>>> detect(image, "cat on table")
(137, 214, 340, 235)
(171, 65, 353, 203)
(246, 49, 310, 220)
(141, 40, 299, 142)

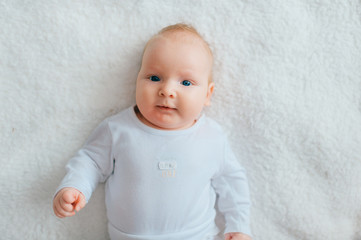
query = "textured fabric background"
(1, 1, 361, 239)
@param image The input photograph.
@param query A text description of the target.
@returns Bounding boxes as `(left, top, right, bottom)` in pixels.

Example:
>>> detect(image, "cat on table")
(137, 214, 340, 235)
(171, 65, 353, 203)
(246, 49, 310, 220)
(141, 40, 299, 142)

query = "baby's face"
(135, 32, 214, 130)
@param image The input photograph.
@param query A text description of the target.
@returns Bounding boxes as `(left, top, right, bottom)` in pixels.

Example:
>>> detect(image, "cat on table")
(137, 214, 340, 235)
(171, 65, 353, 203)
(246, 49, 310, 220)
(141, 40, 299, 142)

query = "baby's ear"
(204, 82, 214, 106)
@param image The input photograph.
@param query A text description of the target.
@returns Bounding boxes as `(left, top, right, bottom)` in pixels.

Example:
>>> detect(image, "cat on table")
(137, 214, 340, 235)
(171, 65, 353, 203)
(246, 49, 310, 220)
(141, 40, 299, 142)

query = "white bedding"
(1, 0, 361, 239)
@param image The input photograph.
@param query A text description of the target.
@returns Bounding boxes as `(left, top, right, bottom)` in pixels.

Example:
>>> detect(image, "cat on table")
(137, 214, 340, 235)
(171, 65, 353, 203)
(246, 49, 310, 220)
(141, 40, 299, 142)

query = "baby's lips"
(157, 104, 177, 110)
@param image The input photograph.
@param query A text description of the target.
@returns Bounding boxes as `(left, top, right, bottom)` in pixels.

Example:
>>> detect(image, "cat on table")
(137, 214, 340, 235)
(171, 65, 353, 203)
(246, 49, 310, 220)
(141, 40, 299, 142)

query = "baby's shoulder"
(106, 108, 129, 122)
(200, 116, 227, 138)
(100, 107, 134, 130)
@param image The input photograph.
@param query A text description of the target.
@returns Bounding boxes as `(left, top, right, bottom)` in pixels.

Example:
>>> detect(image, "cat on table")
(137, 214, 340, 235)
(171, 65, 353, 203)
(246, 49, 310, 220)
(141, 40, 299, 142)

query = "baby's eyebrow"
(145, 65, 160, 71)
(179, 69, 196, 76)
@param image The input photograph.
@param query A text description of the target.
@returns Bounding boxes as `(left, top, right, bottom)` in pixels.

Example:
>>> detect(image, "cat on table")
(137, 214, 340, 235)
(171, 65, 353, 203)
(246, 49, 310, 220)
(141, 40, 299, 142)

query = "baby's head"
(143, 24, 214, 82)
(135, 23, 214, 130)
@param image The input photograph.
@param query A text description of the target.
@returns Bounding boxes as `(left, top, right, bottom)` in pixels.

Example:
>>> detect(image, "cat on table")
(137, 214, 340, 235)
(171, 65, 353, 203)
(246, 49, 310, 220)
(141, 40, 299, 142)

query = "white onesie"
(56, 106, 251, 240)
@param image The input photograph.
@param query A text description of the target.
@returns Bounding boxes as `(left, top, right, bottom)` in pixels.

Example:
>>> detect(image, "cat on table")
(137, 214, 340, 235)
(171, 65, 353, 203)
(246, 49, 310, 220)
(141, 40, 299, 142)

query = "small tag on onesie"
(158, 161, 177, 170)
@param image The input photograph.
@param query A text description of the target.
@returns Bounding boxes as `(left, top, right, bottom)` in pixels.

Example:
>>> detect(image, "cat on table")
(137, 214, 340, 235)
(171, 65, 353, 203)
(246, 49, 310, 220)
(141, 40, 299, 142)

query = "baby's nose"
(159, 82, 176, 98)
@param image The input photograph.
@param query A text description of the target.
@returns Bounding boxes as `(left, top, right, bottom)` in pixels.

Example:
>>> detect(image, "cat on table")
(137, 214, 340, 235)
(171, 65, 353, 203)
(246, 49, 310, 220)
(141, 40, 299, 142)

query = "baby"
(53, 23, 252, 240)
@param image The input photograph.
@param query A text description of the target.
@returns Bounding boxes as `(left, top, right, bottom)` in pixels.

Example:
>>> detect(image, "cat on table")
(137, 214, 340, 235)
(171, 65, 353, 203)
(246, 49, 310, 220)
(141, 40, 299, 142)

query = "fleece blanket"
(1, 0, 361, 239)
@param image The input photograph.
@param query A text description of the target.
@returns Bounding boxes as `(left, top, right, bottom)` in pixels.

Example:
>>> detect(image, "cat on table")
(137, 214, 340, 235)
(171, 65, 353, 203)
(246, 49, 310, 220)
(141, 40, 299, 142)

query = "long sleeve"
(211, 139, 251, 236)
(55, 120, 114, 202)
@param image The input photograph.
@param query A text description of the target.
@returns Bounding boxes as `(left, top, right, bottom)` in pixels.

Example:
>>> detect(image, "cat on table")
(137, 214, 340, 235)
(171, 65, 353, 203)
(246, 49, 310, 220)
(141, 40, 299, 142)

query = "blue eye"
(181, 80, 192, 86)
(149, 75, 160, 82)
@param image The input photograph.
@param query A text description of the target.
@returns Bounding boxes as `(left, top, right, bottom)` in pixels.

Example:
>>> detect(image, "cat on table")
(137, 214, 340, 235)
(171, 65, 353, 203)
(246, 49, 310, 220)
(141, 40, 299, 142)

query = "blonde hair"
(143, 23, 214, 82)
(159, 23, 200, 35)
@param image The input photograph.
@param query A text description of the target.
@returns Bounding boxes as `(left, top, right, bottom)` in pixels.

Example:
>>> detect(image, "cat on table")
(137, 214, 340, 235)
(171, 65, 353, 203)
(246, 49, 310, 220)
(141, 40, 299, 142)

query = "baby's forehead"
(151, 31, 203, 47)
(146, 31, 213, 59)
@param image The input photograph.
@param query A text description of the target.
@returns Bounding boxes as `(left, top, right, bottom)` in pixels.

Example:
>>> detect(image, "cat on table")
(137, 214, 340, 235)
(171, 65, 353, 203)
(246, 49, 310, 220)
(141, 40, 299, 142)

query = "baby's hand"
(225, 232, 252, 240)
(53, 187, 86, 218)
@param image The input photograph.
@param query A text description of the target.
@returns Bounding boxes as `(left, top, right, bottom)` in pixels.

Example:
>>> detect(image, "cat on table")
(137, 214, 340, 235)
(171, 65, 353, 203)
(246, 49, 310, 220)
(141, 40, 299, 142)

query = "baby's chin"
(135, 106, 197, 130)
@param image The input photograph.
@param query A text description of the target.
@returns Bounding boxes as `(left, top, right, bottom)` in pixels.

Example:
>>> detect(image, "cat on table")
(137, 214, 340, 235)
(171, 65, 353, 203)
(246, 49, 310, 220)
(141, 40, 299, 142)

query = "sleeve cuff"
(224, 216, 252, 237)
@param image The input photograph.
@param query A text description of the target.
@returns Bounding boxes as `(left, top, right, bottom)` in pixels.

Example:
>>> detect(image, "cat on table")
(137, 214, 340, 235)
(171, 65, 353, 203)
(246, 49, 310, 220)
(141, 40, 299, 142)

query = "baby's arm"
(212, 138, 252, 237)
(53, 187, 86, 218)
(54, 119, 113, 217)
(224, 232, 252, 240)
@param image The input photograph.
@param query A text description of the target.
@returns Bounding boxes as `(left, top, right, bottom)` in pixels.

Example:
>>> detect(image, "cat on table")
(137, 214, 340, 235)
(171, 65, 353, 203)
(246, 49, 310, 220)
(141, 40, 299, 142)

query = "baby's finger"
(59, 195, 76, 212)
(61, 201, 75, 212)
(54, 201, 75, 218)
(74, 193, 86, 212)
(57, 195, 76, 215)
(62, 190, 77, 204)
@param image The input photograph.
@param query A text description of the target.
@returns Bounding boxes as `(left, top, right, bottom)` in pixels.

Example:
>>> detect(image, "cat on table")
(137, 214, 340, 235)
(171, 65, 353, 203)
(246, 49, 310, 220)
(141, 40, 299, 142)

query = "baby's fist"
(225, 232, 252, 240)
(53, 187, 86, 218)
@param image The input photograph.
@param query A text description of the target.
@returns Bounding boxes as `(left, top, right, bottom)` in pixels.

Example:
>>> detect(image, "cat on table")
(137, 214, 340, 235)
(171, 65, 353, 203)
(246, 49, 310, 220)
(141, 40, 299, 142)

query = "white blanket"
(1, 1, 361, 239)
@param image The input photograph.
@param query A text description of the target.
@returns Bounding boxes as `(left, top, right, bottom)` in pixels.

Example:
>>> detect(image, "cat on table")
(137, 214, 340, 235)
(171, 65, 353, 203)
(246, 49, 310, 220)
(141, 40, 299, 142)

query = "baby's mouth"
(157, 105, 177, 111)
